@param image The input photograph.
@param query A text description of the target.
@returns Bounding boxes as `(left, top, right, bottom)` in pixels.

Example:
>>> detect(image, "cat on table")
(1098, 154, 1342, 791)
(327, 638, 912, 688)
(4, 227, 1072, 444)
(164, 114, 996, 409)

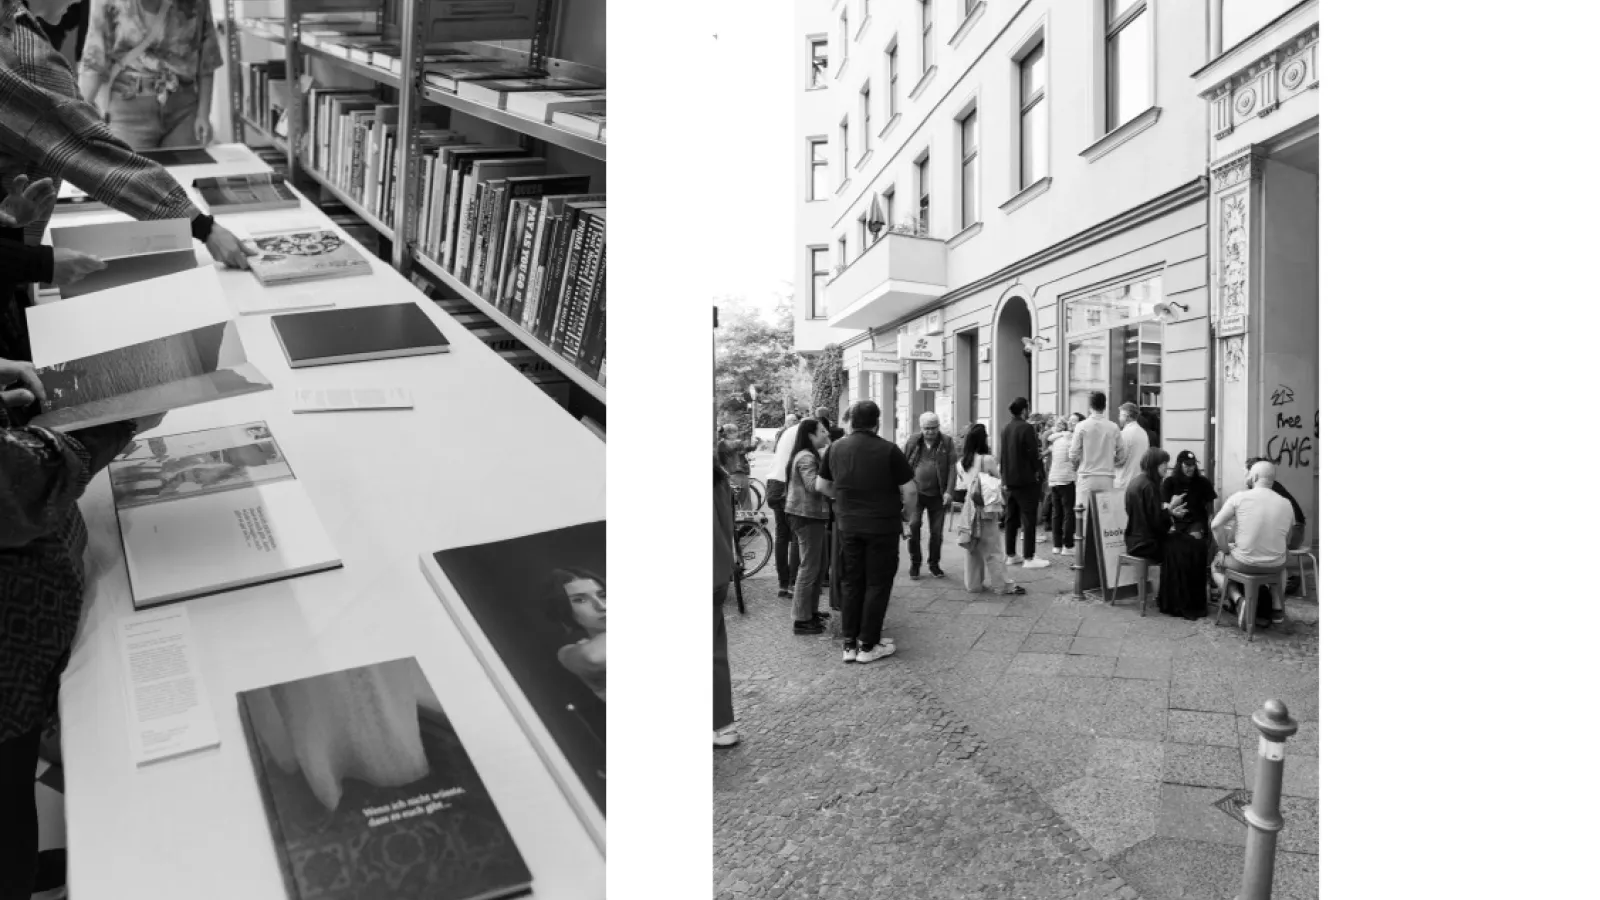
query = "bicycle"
(733, 509, 774, 580)
(731, 475, 763, 512)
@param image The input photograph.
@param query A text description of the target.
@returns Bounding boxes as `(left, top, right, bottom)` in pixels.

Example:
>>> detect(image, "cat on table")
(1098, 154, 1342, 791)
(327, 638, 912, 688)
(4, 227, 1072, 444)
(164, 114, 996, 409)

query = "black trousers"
(766, 479, 799, 588)
(0, 726, 41, 900)
(714, 582, 733, 731)
(1004, 483, 1041, 559)
(906, 493, 945, 567)
(839, 530, 898, 650)
(1050, 483, 1077, 548)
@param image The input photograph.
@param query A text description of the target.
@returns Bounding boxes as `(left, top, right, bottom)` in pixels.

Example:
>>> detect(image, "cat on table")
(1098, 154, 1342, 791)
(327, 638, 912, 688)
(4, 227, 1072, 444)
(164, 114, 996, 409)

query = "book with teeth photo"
(246, 227, 373, 286)
(237, 657, 533, 900)
(109, 420, 341, 608)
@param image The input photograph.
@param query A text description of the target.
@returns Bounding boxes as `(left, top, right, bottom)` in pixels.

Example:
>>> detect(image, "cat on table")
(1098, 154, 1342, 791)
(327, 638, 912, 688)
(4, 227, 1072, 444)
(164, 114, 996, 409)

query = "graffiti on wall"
(1266, 383, 1317, 470)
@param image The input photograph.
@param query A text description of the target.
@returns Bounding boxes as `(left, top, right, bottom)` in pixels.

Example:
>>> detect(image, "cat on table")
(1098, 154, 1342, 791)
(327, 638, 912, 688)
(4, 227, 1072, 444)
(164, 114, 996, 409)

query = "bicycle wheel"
(736, 522, 773, 579)
(746, 479, 764, 511)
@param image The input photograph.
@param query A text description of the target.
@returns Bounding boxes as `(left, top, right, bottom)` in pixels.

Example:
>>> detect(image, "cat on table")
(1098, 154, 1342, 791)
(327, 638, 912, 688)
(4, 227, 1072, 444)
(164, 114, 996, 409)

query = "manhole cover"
(1214, 788, 1252, 825)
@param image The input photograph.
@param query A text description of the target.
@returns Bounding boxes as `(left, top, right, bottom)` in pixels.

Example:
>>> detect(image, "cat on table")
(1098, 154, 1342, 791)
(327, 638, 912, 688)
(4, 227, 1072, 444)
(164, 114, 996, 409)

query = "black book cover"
(238, 657, 533, 900)
(271, 303, 449, 367)
(431, 522, 606, 813)
(144, 147, 215, 167)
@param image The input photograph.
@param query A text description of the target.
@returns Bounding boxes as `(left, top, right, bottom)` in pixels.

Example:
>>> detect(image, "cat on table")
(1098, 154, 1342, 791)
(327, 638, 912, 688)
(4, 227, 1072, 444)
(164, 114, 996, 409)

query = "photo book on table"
(237, 657, 533, 900)
(109, 420, 341, 609)
(48, 218, 198, 299)
(272, 302, 450, 368)
(245, 227, 373, 286)
(422, 520, 606, 849)
(194, 172, 301, 213)
(25, 268, 272, 432)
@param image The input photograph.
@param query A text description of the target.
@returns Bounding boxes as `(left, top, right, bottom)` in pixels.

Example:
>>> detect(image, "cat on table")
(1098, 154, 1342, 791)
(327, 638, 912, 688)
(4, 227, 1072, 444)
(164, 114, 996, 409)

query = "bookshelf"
(222, 0, 606, 425)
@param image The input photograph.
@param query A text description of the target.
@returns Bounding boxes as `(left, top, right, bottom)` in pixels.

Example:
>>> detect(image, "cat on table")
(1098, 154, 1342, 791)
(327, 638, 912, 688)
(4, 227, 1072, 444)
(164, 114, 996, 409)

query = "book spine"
(495, 201, 526, 309)
(509, 202, 541, 326)
(561, 211, 600, 361)
(579, 255, 605, 379)
(475, 183, 506, 295)
(441, 163, 462, 266)
(571, 214, 605, 364)
(454, 178, 481, 279)
(530, 202, 570, 344)
(550, 212, 589, 356)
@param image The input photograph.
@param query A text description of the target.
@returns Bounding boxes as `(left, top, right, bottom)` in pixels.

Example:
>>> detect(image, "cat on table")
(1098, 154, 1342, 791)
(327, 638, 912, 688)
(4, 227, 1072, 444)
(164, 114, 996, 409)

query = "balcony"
(826, 232, 948, 331)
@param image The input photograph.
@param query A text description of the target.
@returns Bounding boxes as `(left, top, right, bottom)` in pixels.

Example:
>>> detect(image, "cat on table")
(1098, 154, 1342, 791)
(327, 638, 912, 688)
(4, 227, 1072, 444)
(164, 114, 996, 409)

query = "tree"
(811, 343, 844, 420)
(713, 297, 798, 435)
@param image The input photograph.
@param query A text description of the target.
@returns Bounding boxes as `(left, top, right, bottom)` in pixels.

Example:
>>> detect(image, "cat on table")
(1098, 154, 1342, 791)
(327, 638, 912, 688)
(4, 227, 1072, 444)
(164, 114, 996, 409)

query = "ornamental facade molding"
(1204, 24, 1318, 141)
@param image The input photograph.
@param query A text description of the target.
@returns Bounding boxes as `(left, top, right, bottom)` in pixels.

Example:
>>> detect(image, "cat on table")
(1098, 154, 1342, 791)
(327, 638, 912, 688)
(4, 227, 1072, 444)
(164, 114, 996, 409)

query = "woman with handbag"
(784, 418, 832, 635)
(954, 424, 1023, 596)
(78, 0, 221, 149)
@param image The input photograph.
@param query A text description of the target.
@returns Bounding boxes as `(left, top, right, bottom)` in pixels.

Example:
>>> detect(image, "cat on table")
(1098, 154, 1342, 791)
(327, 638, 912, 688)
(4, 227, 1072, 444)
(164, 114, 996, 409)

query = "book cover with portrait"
(423, 522, 606, 846)
(237, 657, 532, 900)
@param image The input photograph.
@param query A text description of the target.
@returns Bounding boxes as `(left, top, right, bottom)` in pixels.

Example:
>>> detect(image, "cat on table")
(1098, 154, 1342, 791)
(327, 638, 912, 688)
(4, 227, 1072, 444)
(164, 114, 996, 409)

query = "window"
(882, 186, 895, 234)
(886, 43, 899, 118)
(807, 138, 829, 201)
(1017, 40, 1046, 187)
(837, 236, 848, 269)
(1105, 0, 1151, 133)
(1062, 274, 1165, 443)
(1087, 308, 1102, 327)
(915, 154, 930, 233)
(862, 86, 874, 147)
(841, 11, 849, 59)
(959, 110, 978, 229)
(809, 38, 829, 88)
(920, 1, 934, 73)
(809, 247, 830, 318)
(839, 117, 850, 184)
(863, 0, 871, 19)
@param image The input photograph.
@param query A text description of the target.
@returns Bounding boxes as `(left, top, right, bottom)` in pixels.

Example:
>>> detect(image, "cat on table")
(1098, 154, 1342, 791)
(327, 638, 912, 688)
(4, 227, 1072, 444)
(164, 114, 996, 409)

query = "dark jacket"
(902, 431, 954, 497)
(1123, 473, 1170, 560)
(1272, 481, 1305, 525)
(998, 416, 1044, 488)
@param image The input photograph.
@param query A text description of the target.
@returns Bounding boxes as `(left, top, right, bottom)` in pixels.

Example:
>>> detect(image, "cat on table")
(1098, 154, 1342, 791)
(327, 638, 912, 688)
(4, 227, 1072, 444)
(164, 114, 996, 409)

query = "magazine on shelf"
(109, 420, 341, 608)
(245, 227, 373, 286)
(237, 657, 533, 900)
(271, 302, 450, 368)
(423, 60, 544, 93)
(422, 520, 607, 850)
(48, 218, 198, 299)
(504, 89, 606, 123)
(193, 172, 300, 213)
(25, 268, 272, 432)
(550, 108, 606, 141)
(455, 75, 598, 110)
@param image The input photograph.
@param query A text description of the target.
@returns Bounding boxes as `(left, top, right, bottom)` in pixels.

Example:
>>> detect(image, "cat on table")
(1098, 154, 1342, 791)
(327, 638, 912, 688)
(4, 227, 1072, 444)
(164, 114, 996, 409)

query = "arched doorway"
(993, 295, 1032, 424)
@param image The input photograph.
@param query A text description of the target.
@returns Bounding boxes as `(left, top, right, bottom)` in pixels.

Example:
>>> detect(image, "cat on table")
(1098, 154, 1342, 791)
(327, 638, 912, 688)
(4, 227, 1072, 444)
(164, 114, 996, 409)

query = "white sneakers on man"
(855, 643, 897, 664)
(1022, 558, 1050, 569)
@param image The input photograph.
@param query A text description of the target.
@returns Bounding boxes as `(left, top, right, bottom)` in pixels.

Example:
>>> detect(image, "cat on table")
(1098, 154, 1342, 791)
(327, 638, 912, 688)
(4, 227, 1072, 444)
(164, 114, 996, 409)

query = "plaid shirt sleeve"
(0, 4, 197, 227)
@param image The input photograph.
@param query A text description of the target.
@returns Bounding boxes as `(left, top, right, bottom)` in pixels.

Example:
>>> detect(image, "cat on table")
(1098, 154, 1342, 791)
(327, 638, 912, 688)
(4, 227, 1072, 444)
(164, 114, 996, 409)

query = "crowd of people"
(714, 390, 1310, 746)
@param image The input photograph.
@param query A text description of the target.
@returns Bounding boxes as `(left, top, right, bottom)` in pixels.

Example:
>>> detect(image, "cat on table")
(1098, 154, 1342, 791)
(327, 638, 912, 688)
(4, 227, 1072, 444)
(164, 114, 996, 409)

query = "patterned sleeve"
(0, 419, 129, 549)
(77, 0, 113, 78)
(198, 0, 222, 74)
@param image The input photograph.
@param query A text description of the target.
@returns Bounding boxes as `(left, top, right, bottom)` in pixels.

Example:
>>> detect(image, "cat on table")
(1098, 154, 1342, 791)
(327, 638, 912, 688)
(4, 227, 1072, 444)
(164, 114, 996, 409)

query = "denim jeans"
(839, 530, 898, 650)
(790, 515, 827, 622)
(106, 87, 200, 150)
(906, 492, 945, 567)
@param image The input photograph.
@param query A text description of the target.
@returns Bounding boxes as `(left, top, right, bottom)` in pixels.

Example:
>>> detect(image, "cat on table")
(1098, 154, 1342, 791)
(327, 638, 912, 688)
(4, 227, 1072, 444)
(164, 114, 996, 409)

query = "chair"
(1214, 565, 1287, 642)
(1289, 546, 1318, 600)
(1111, 554, 1160, 616)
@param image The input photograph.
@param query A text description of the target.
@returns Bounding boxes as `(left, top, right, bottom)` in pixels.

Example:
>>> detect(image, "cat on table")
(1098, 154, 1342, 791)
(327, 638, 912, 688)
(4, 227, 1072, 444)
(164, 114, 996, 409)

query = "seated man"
(1210, 460, 1295, 626)
(1245, 455, 1307, 550)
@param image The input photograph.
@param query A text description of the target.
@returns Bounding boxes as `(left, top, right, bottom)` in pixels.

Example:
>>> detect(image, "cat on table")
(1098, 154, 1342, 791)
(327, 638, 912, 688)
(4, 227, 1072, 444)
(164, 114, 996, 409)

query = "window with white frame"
(809, 37, 829, 89)
(920, 0, 934, 73)
(861, 84, 873, 155)
(809, 247, 830, 318)
(886, 41, 899, 119)
(959, 109, 979, 229)
(1061, 274, 1166, 439)
(808, 138, 829, 201)
(1017, 39, 1045, 188)
(1105, 0, 1151, 133)
(915, 152, 930, 233)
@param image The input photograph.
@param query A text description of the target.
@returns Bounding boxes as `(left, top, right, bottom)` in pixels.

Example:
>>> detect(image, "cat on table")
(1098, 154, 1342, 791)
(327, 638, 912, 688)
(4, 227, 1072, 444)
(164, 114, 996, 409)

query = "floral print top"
(80, 0, 221, 89)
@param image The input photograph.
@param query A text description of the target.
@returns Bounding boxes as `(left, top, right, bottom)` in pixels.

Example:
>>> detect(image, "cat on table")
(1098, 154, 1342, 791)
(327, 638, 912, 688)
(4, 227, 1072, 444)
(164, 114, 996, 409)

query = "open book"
(48, 218, 199, 299)
(194, 172, 300, 213)
(26, 268, 272, 432)
(110, 421, 341, 608)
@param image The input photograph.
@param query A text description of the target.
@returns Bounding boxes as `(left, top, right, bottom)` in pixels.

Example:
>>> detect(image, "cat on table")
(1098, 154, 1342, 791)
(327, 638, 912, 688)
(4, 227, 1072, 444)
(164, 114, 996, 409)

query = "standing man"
(763, 417, 804, 598)
(816, 401, 915, 665)
(902, 411, 954, 579)
(716, 423, 760, 510)
(1068, 391, 1126, 511)
(1114, 402, 1150, 489)
(999, 397, 1049, 568)
(1211, 460, 1295, 626)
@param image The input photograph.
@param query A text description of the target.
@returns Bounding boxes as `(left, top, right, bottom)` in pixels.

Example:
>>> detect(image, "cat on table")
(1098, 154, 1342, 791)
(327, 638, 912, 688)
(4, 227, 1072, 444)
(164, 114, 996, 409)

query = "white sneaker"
(713, 729, 740, 748)
(855, 643, 898, 664)
(1022, 558, 1050, 569)
(843, 643, 858, 663)
(1006, 556, 1023, 566)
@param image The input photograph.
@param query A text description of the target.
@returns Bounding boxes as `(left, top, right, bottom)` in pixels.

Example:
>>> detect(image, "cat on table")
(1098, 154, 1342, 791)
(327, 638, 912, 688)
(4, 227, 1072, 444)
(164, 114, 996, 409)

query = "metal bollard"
(1237, 699, 1299, 900)
(1071, 498, 1086, 599)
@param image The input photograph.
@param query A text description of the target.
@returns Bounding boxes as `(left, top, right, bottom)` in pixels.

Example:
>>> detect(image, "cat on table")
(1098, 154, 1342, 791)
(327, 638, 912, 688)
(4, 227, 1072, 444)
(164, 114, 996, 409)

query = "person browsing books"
(0, 356, 161, 900)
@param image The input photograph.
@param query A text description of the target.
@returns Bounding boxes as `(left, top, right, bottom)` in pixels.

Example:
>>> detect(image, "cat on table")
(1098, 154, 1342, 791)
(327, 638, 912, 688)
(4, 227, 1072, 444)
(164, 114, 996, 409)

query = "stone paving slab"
(716, 520, 1317, 900)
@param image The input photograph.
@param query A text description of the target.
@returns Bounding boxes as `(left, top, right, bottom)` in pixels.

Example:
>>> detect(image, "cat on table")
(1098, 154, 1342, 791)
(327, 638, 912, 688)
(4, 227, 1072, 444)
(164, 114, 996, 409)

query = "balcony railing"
(826, 231, 948, 330)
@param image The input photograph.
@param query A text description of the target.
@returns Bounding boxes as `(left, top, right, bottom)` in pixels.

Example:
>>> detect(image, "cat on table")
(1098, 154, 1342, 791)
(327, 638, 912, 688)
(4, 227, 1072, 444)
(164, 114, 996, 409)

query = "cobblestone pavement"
(715, 501, 1318, 900)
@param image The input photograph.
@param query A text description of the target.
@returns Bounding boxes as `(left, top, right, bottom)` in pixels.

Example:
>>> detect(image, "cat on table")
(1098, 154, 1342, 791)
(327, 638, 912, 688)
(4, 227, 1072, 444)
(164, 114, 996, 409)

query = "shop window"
(807, 137, 829, 201)
(1061, 274, 1164, 444)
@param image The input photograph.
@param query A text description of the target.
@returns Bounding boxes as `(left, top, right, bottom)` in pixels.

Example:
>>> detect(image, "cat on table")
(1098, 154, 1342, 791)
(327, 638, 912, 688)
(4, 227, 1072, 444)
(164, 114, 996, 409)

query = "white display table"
(48, 145, 604, 899)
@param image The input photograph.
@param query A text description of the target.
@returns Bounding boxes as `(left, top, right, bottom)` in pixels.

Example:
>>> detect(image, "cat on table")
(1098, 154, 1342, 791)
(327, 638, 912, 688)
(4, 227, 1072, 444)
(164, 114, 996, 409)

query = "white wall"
(1258, 157, 1317, 543)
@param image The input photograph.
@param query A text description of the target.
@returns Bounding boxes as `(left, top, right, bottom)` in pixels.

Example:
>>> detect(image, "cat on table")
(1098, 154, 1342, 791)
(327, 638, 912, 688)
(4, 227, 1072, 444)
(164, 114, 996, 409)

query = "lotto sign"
(898, 333, 938, 361)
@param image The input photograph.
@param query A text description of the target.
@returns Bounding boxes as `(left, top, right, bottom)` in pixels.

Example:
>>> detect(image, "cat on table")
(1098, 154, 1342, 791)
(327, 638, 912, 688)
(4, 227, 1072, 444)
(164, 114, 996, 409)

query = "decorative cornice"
(1210, 148, 1264, 192)
(836, 179, 1209, 349)
(1201, 23, 1318, 101)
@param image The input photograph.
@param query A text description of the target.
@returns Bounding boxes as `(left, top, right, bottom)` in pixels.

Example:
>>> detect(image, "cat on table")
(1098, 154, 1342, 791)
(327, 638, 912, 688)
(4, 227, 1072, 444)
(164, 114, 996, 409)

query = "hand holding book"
(0, 357, 45, 409)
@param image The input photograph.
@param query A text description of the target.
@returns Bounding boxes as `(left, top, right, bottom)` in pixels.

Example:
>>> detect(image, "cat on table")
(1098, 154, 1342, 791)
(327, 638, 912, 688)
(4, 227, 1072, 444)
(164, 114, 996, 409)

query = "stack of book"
(455, 78, 604, 126)
(494, 192, 606, 384)
(241, 60, 287, 138)
(304, 89, 453, 227)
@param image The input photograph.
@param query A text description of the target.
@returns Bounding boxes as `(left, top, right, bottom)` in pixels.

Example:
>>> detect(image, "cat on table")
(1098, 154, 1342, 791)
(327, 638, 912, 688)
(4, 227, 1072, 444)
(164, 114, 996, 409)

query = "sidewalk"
(715, 515, 1318, 900)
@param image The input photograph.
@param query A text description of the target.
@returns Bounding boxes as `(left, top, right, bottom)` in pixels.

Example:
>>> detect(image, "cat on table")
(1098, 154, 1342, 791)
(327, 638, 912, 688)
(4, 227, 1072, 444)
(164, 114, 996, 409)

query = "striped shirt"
(0, 0, 197, 246)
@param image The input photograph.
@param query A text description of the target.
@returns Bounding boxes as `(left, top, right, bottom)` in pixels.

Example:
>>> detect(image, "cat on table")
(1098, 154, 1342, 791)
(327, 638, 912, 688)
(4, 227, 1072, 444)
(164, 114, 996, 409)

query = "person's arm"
(0, 416, 134, 548)
(193, 0, 223, 144)
(815, 443, 836, 500)
(1067, 428, 1083, 466)
(1210, 495, 1238, 557)
(75, 0, 112, 113)
(892, 446, 917, 528)
(1113, 431, 1127, 467)
(796, 452, 820, 494)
